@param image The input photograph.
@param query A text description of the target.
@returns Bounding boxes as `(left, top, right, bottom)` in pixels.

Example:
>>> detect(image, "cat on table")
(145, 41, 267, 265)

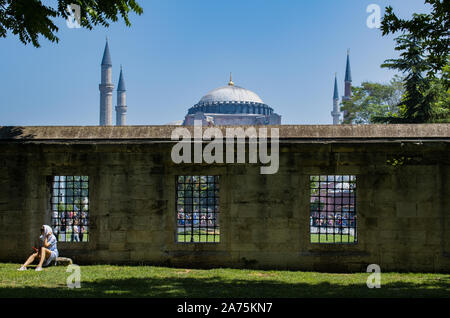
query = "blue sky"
(0, 0, 431, 126)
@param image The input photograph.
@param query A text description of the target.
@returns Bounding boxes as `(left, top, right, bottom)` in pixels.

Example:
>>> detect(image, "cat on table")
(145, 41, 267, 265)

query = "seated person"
(18, 225, 59, 271)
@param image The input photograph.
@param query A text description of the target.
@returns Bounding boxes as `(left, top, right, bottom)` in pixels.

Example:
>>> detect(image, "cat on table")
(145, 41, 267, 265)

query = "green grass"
(57, 233, 89, 242)
(177, 230, 219, 243)
(310, 234, 356, 243)
(0, 263, 449, 298)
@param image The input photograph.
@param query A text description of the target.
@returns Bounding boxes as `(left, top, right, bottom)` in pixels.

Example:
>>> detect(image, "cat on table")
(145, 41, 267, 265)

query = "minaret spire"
(101, 39, 112, 66)
(331, 73, 341, 125)
(333, 73, 339, 100)
(115, 66, 127, 126)
(344, 49, 352, 98)
(99, 39, 114, 125)
(342, 49, 352, 123)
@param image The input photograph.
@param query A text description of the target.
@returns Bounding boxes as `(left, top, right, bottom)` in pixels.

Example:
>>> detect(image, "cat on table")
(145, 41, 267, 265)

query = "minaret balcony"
(99, 83, 115, 92)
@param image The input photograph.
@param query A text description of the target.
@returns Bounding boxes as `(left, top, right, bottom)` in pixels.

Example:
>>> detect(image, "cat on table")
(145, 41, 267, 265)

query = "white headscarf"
(40, 225, 53, 241)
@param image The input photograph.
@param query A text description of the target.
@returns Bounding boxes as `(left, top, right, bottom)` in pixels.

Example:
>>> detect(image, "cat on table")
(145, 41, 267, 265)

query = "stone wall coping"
(0, 124, 449, 141)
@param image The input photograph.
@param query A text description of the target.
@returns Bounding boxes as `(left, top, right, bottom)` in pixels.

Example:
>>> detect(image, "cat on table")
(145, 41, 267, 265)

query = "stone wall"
(0, 125, 449, 272)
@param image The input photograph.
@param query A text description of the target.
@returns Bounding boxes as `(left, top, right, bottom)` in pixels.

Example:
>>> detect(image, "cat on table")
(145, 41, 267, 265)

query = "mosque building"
(183, 73, 281, 126)
(98, 40, 351, 126)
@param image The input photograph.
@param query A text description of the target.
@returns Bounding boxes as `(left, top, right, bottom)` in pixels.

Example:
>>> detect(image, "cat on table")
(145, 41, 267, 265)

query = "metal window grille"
(50, 176, 89, 242)
(310, 175, 357, 244)
(176, 176, 220, 243)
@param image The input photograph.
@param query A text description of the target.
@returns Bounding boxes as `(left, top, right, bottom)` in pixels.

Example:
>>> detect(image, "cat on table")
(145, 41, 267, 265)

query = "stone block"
(109, 242, 128, 251)
(396, 202, 417, 217)
(110, 231, 127, 243)
(127, 230, 153, 243)
(55, 257, 73, 266)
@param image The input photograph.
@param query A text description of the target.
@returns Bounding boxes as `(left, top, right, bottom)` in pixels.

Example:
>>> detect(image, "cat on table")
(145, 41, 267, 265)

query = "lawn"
(0, 263, 449, 298)
(310, 234, 356, 243)
(177, 230, 220, 243)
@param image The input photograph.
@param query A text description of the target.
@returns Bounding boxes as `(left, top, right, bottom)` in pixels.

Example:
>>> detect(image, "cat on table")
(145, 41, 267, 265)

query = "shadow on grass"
(1, 276, 449, 298)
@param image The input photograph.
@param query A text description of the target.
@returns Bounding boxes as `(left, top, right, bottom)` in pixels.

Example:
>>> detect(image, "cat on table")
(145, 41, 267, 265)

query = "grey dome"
(186, 80, 275, 117)
(199, 85, 264, 105)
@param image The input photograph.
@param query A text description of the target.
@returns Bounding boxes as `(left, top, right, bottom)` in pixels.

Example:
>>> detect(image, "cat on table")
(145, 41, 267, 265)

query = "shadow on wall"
(0, 126, 35, 139)
(0, 276, 449, 298)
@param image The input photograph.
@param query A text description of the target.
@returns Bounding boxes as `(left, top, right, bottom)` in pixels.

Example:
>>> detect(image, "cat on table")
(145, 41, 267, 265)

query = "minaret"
(99, 39, 114, 126)
(342, 49, 352, 122)
(331, 74, 340, 124)
(115, 66, 127, 126)
(343, 49, 352, 99)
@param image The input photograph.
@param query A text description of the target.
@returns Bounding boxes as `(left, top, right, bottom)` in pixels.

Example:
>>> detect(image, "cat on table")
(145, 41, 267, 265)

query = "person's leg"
(21, 252, 39, 268)
(36, 247, 52, 269)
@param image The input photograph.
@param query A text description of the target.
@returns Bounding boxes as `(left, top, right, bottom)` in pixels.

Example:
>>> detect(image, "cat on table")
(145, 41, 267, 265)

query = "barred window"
(310, 175, 357, 244)
(51, 176, 89, 242)
(176, 176, 220, 243)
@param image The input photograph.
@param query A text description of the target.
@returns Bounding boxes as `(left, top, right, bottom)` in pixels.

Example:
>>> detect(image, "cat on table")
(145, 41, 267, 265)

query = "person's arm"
(42, 234, 51, 248)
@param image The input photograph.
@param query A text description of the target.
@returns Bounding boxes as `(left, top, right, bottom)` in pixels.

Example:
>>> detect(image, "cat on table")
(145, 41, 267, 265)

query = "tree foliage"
(0, 0, 143, 47)
(381, 0, 449, 77)
(427, 62, 450, 122)
(374, 34, 449, 123)
(376, 0, 450, 123)
(378, 35, 435, 123)
(341, 76, 404, 124)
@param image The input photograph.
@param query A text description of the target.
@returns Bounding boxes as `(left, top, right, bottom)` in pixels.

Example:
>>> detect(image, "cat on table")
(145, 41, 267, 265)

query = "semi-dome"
(199, 85, 264, 105)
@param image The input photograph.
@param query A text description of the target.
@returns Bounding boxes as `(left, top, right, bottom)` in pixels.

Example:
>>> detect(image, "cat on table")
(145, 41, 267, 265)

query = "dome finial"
(228, 72, 234, 86)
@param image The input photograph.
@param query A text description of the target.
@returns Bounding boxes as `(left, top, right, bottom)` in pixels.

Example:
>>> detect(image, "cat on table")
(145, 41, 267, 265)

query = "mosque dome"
(198, 85, 264, 105)
(187, 74, 274, 116)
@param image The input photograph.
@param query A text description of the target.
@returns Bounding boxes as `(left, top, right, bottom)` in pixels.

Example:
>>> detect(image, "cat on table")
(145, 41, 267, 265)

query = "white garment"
(39, 225, 53, 242)
(39, 224, 58, 254)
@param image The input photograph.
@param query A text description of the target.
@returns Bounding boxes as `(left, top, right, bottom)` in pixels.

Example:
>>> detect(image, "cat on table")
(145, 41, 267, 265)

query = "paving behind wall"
(0, 125, 449, 272)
